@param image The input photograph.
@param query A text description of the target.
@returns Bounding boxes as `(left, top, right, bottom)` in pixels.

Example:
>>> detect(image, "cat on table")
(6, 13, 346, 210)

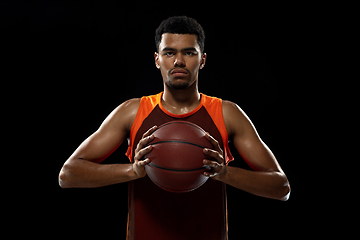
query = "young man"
(59, 16, 290, 240)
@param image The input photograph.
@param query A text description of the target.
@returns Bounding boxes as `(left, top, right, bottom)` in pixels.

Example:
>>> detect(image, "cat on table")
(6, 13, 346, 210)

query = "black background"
(2, 0, 332, 238)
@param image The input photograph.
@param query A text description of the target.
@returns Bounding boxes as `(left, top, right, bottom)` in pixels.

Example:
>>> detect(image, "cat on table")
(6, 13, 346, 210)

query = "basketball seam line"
(156, 121, 205, 133)
(148, 162, 209, 172)
(151, 140, 206, 149)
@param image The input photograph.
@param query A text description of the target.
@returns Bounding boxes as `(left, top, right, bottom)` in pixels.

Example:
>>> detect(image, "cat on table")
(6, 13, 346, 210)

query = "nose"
(174, 53, 185, 68)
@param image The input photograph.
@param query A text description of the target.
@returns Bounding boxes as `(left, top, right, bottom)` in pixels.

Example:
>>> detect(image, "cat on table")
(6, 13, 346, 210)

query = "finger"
(203, 171, 219, 178)
(134, 145, 153, 161)
(203, 166, 220, 177)
(203, 159, 220, 168)
(137, 134, 155, 151)
(142, 125, 158, 138)
(205, 132, 223, 155)
(136, 126, 158, 150)
(137, 158, 151, 167)
(203, 148, 223, 164)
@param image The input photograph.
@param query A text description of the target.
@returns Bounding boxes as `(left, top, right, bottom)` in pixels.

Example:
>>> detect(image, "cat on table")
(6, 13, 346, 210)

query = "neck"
(162, 82, 201, 115)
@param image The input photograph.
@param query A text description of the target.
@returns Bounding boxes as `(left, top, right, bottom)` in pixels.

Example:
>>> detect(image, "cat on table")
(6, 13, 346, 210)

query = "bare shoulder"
(100, 98, 141, 132)
(222, 100, 255, 139)
(222, 100, 249, 118)
(116, 98, 141, 118)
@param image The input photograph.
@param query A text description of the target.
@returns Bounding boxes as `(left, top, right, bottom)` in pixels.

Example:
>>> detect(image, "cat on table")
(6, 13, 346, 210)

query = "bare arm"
(58, 99, 155, 188)
(203, 101, 290, 201)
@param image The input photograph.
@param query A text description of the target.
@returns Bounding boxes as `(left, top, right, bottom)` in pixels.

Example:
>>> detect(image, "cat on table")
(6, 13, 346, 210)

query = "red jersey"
(126, 92, 233, 240)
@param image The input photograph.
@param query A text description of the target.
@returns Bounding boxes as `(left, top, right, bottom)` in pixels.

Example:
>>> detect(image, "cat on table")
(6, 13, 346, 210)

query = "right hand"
(132, 125, 157, 178)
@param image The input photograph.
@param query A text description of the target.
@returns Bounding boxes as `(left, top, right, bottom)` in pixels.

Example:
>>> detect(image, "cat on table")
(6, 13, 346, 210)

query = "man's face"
(155, 33, 206, 90)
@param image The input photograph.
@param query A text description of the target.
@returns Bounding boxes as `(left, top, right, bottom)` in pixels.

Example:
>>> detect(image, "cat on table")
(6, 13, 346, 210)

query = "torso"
(125, 92, 233, 240)
(124, 96, 238, 141)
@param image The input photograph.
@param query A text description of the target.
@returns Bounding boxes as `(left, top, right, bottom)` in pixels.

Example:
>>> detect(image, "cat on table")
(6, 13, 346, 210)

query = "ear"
(199, 53, 207, 69)
(154, 52, 160, 69)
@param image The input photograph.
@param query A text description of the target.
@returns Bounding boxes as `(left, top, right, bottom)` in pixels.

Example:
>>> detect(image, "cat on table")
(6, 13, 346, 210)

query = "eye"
(165, 52, 174, 56)
(185, 52, 194, 56)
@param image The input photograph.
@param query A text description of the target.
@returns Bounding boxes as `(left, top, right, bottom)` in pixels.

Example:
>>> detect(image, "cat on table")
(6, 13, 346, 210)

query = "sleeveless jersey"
(125, 92, 233, 240)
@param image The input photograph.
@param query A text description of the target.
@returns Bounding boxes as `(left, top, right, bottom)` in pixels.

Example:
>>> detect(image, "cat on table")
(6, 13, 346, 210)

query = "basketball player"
(59, 16, 290, 240)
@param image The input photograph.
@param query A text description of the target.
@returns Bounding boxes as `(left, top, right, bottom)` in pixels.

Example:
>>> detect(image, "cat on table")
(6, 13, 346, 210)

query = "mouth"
(170, 68, 189, 77)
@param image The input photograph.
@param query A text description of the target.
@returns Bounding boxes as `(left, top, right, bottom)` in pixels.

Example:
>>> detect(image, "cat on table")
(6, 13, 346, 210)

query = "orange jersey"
(126, 92, 233, 164)
(126, 92, 233, 240)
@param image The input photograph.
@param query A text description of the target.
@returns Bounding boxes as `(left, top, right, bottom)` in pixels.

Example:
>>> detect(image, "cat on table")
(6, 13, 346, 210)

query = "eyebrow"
(161, 47, 198, 52)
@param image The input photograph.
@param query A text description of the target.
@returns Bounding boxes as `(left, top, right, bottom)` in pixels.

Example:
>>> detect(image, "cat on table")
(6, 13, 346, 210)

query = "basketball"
(144, 121, 213, 193)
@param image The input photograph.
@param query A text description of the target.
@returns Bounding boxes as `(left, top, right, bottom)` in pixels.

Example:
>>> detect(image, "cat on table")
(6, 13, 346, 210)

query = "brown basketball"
(144, 121, 213, 193)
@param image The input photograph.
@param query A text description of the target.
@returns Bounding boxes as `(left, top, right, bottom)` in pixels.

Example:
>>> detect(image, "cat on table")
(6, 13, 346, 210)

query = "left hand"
(203, 133, 227, 180)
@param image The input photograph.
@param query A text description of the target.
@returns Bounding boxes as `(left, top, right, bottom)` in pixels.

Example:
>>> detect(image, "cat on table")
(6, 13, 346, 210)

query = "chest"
(132, 105, 224, 159)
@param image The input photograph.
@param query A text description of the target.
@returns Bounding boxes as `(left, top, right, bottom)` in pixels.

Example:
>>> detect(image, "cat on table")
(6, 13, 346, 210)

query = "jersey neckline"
(158, 92, 204, 118)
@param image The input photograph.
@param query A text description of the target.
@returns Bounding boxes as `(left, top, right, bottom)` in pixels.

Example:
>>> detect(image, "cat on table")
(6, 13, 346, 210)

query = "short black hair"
(155, 16, 205, 53)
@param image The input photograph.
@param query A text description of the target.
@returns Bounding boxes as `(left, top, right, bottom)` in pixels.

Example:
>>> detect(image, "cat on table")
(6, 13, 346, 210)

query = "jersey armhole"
(202, 94, 234, 164)
(125, 93, 162, 161)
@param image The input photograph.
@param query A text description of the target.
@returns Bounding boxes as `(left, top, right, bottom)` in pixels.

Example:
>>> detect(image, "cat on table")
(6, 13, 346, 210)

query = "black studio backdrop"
(2, 1, 315, 238)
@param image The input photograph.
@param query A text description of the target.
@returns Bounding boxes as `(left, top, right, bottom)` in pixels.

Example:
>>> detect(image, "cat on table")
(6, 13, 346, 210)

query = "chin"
(167, 78, 193, 90)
